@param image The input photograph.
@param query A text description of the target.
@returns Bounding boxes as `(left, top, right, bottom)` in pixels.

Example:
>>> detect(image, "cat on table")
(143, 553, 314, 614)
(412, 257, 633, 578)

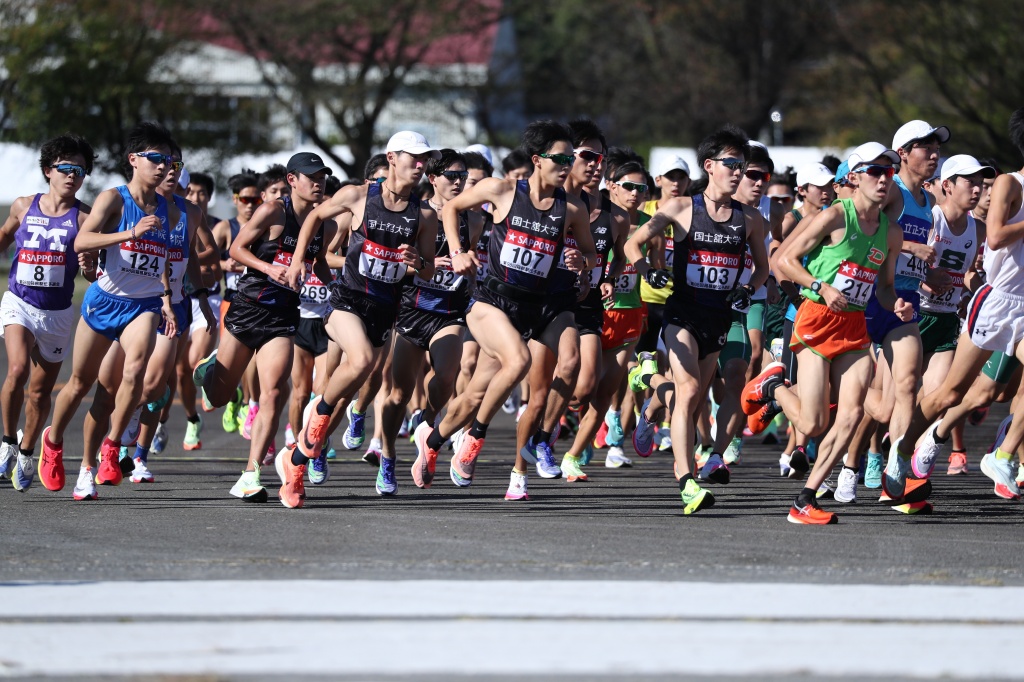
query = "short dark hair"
(568, 117, 607, 152)
(604, 146, 645, 182)
(1008, 108, 1024, 160)
(227, 169, 259, 195)
(363, 153, 388, 180)
(189, 171, 215, 196)
(977, 157, 1002, 176)
(39, 133, 96, 182)
(124, 121, 176, 176)
(463, 151, 494, 177)
(696, 125, 750, 169)
(820, 154, 841, 174)
(521, 120, 573, 158)
(502, 148, 531, 175)
(427, 149, 466, 176)
(258, 164, 287, 192)
(324, 175, 343, 197)
(746, 144, 774, 174)
(609, 160, 647, 184)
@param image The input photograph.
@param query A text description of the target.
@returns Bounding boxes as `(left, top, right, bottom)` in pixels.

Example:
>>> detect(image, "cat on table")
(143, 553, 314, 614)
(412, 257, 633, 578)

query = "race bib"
(477, 251, 489, 281)
(119, 239, 165, 279)
(300, 261, 330, 306)
(414, 265, 464, 292)
(15, 250, 66, 288)
(896, 252, 929, 282)
(685, 250, 740, 290)
(612, 262, 637, 294)
(358, 239, 407, 283)
(499, 228, 556, 278)
(664, 241, 675, 269)
(739, 250, 755, 287)
(925, 272, 964, 314)
(167, 247, 185, 290)
(831, 260, 878, 307)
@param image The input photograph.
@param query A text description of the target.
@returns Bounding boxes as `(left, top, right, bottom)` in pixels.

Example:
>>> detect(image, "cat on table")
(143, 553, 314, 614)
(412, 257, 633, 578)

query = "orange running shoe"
(742, 362, 787, 415)
(38, 427, 65, 492)
(787, 503, 838, 525)
(95, 439, 123, 486)
(747, 403, 780, 435)
(275, 446, 306, 509)
(297, 396, 330, 459)
(449, 433, 485, 487)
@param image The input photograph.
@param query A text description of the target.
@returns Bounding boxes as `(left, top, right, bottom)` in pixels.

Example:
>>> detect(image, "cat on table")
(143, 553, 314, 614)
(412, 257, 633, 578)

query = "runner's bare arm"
(446, 178, 513, 276)
(775, 205, 845, 292)
(875, 222, 912, 320)
(563, 193, 597, 274)
(324, 213, 350, 269)
(287, 185, 362, 288)
(625, 200, 685, 279)
(311, 219, 337, 288)
(742, 205, 770, 291)
(230, 201, 291, 288)
(604, 204, 630, 280)
(964, 217, 987, 293)
(403, 206, 436, 282)
(73, 189, 145, 251)
(0, 196, 31, 251)
(985, 174, 1024, 249)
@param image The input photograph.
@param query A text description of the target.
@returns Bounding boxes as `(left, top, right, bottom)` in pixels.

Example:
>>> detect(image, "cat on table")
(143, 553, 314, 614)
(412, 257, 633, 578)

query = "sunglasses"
(744, 169, 771, 183)
(854, 164, 896, 179)
(576, 149, 604, 165)
(539, 152, 576, 166)
(234, 195, 263, 206)
(373, 176, 387, 184)
(49, 163, 87, 178)
(172, 160, 185, 172)
(712, 157, 746, 171)
(618, 181, 648, 193)
(440, 170, 469, 182)
(134, 151, 175, 166)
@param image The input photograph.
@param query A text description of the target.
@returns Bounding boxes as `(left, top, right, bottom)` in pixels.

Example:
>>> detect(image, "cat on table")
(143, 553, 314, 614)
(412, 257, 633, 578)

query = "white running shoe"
(73, 466, 98, 501)
(699, 453, 730, 484)
(11, 453, 34, 491)
(723, 437, 742, 466)
(605, 446, 632, 468)
(0, 441, 16, 479)
(285, 423, 295, 447)
(120, 405, 143, 446)
(834, 466, 857, 504)
(504, 470, 529, 501)
(779, 453, 792, 477)
(980, 451, 1021, 500)
(911, 419, 943, 479)
(130, 458, 154, 483)
(151, 422, 168, 455)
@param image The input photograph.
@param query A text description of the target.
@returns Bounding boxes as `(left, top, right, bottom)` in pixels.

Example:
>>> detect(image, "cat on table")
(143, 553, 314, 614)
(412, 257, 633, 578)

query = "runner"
(38, 122, 179, 499)
(0, 134, 95, 489)
(625, 125, 769, 514)
(744, 142, 914, 523)
(502, 149, 532, 180)
(284, 131, 438, 505)
(193, 152, 335, 503)
(897, 108, 1024, 500)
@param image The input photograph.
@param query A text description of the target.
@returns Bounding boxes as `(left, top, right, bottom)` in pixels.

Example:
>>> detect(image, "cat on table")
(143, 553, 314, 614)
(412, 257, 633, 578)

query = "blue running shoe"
(534, 440, 562, 479)
(309, 451, 330, 485)
(376, 456, 397, 495)
(407, 409, 425, 442)
(580, 443, 594, 466)
(605, 410, 625, 447)
(864, 452, 884, 489)
(342, 402, 366, 450)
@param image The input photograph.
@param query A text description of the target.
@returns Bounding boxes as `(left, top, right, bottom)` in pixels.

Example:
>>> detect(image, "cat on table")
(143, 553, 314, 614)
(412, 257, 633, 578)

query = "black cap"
(286, 152, 333, 176)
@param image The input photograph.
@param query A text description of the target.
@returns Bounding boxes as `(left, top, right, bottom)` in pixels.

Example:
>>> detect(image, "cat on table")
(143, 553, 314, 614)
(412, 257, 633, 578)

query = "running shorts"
(982, 351, 1022, 385)
(662, 299, 732, 360)
(600, 307, 643, 351)
(966, 285, 1024, 354)
(223, 293, 298, 350)
(397, 307, 465, 351)
(469, 281, 547, 342)
(718, 310, 753, 370)
(329, 285, 397, 348)
(81, 284, 162, 342)
(637, 302, 664, 353)
(918, 310, 960, 355)
(295, 317, 329, 357)
(746, 300, 766, 334)
(157, 300, 189, 338)
(574, 301, 604, 337)
(0, 291, 75, 363)
(791, 299, 871, 362)
(865, 288, 921, 345)
(190, 294, 222, 337)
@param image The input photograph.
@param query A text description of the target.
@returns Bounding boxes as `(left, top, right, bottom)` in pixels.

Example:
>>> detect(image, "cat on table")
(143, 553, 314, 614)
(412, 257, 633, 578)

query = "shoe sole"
(683, 491, 715, 515)
(183, 442, 202, 451)
(980, 456, 1022, 500)
(565, 474, 588, 482)
(450, 464, 473, 488)
(362, 452, 381, 467)
(535, 466, 562, 479)
(705, 467, 730, 485)
(834, 491, 857, 504)
(787, 511, 839, 525)
(504, 493, 530, 501)
(788, 451, 810, 476)
(275, 452, 305, 509)
(880, 477, 932, 505)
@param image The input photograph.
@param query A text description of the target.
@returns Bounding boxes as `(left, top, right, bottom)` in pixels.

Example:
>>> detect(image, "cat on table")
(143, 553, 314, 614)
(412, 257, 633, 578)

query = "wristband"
(163, 289, 172, 297)
(193, 287, 210, 298)
(451, 249, 463, 257)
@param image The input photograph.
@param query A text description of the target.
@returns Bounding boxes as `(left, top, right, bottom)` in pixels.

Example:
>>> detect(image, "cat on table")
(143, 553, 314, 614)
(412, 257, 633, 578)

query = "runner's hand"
(399, 244, 420, 267)
(925, 266, 953, 294)
(820, 282, 848, 311)
(199, 297, 216, 333)
(644, 268, 671, 288)
(563, 248, 584, 273)
(600, 282, 615, 304)
(161, 302, 177, 338)
(435, 255, 452, 270)
(133, 215, 161, 238)
(452, 251, 479, 277)
(894, 297, 914, 321)
(727, 285, 753, 313)
(275, 264, 300, 290)
(907, 242, 937, 265)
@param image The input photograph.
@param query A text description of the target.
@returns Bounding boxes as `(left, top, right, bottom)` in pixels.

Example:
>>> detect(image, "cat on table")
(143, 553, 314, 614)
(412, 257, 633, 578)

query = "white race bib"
(15, 250, 66, 288)
(896, 252, 929, 282)
(613, 262, 638, 294)
(358, 239, 407, 283)
(831, 260, 878, 307)
(414, 266, 463, 292)
(685, 251, 740, 290)
(499, 228, 556, 278)
(118, 239, 165, 280)
(925, 272, 963, 314)
(300, 261, 330, 306)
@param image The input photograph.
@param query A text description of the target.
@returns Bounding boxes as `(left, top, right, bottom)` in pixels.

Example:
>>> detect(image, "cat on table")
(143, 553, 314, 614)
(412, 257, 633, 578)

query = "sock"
(134, 444, 149, 464)
(249, 399, 258, 409)
(426, 429, 447, 452)
(842, 464, 858, 474)
(317, 399, 335, 416)
(659, 421, 670, 429)
(536, 429, 552, 445)
(678, 473, 694, 491)
(512, 466, 526, 475)
(187, 414, 200, 424)
(609, 409, 620, 417)
(995, 447, 1013, 461)
(795, 487, 816, 508)
(291, 448, 309, 466)
(469, 419, 488, 439)
(2, 435, 16, 445)
(19, 448, 33, 459)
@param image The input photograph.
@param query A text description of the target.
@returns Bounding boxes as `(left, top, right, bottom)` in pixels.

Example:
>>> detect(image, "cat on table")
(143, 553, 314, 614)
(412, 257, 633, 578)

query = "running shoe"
(504, 470, 529, 500)
(37, 427, 65, 491)
(450, 433, 484, 487)
(761, 416, 781, 445)
(656, 425, 672, 451)
(980, 451, 1021, 500)
(580, 443, 594, 466)
(275, 446, 307, 509)
(864, 452, 884, 488)
(628, 351, 658, 392)
(285, 423, 295, 448)
(411, 422, 438, 488)
(593, 420, 609, 449)
(816, 477, 835, 499)
(878, 477, 932, 505)
(222, 387, 243, 433)
(118, 447, 135, 477)
(130, 457, 154, 483)
(788, 446, 809, 480)
(0, 442, 16, 479)
(747, 402, 781, 435)
(695, 446, 712, 469)
(788, 502, 837, 525)
(376, 456, 397, 495)
(882, 438, 909, 500)
(120, 405, 143, 447)
(770, 337, 784, 362)
(151, 422, 168, 455)
(947, 450, 969, 476)
(325, 439, 337, 460)
(680, 478, 715, 515)
(605, 446, 632, 468)
(362, 438, 382, 467)
(308, 451, 330, 485)
(229, 467, 268, 502)
(397, 415, 411, 439)
(298, 396, 330, 459)
(407, 409, 425, 442)
(968, 406, 989, 426)
(241, 403, 258, 440)
(534, 440, 562, 479)
(911, 419, 943, 479)
(93, 440, 123, 486)
(12, 452, 34, 491)
(632, 398, 655, 457)
(236, 404, 249, 434)
(262, 441, 277, 467)
(519, 435, 542, 464)
(723, 437, 742, 466)
(516, 403, 527, 422)
(779, 453, 792, 477)
(73, 466, 98, 501)
(501, 395, 517, 415)
(183, 415, 203, 451)
(1016, 464, 1024, 489)
(604, 410, 625, 447)
(191, 349, 218, 387)
(561, 454, 588, 482)
(699, 453, 730, 484)
(201, 386, 215, 412)
(342, 402, 366, 450)
(834, 467, 857, 504)
(742, 361, 787, 415)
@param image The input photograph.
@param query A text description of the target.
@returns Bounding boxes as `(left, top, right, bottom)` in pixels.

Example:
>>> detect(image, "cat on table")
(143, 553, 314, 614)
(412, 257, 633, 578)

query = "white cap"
(892, 120, 951, 150)
(748, 141, 768, 150)
(386, 131, 441, 160)
(178, 167, 190, 190)
(848, 142, 901, 170)
(465, 143, 494, 165)
(939, 154, 996, 182)
(654, 155, 690, 177)
(796, 163, 835, 188)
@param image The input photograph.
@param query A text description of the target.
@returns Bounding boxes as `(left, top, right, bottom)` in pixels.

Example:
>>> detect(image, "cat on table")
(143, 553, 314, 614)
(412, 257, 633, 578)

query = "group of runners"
(2, 110, 1024, 524)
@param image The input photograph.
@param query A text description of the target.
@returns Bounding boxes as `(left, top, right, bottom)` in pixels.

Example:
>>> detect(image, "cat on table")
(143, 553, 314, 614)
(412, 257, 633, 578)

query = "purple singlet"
(8, 194, 80, 311)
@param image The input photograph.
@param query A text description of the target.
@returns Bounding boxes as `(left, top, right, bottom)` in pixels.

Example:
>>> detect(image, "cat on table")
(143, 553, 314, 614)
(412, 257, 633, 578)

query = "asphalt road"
(1, 348, 1022, 587)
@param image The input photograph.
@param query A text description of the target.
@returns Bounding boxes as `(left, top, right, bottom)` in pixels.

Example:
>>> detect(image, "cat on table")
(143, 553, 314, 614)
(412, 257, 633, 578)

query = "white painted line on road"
(0, 581, 1022, 678)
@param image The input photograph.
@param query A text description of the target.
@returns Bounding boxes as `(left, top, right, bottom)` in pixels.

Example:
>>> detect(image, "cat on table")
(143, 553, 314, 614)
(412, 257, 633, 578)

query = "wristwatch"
(810, 279, 823, 293)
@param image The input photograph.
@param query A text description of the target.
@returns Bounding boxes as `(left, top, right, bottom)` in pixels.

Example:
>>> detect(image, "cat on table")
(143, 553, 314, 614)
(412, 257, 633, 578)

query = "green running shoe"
(628, 351, 659, 392)
(560, 453, 588, 482)
(681, 478, 715, 515)
(222, 387, 243, 433)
